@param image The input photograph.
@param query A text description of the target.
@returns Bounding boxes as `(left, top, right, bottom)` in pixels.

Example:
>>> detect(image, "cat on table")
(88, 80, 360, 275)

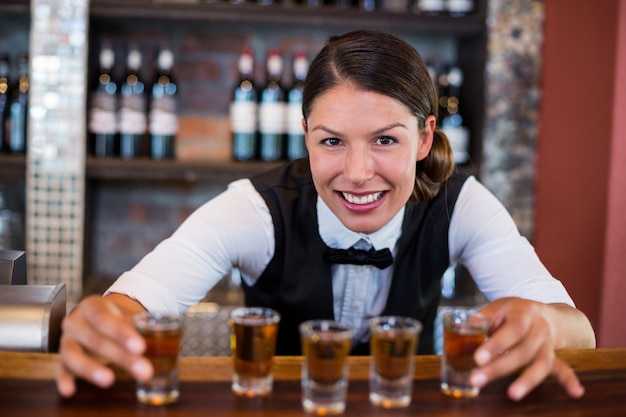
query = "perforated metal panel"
(181, 303, 235, 357)
(26, 0, 89, 301)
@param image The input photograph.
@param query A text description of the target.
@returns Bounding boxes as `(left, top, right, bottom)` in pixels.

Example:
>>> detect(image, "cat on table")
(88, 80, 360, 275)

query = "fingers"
(78, 296, 146, 355)
(55, 296, 152, 397)
(56, 337, 116, 397)
(505, 344, 555, 400)
(504, 354, 584, 401)
(471, 298, 585, 401)
(551, 357, 585, 398)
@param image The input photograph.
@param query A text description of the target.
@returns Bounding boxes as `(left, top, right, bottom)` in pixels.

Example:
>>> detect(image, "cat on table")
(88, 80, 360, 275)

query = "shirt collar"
(317, 195, 405, 252)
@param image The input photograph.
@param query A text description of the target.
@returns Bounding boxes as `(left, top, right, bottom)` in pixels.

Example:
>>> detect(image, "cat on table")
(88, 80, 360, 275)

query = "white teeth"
(342, 192, 383, 205)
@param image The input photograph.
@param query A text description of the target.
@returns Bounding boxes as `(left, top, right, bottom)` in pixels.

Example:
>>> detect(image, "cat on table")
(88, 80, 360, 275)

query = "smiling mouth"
(341, 191, 385, 205)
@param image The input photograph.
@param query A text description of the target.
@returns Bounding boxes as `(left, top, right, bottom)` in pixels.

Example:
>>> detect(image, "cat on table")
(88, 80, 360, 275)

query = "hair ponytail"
(412, 128, 455, 203)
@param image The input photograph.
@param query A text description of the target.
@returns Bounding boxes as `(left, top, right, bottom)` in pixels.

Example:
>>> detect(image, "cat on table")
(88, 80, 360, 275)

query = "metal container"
(0, 283, 66, 352)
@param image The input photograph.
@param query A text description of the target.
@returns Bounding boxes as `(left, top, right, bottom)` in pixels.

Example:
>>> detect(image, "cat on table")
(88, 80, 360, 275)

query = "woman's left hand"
(470, 297, 586, 401)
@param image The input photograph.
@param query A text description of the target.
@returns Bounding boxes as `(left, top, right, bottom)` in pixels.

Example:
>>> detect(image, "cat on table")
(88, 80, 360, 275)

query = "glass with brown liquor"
(299, 320, 353, 415)
(369, 316, 422, 408)
(440, 308, 490, 398)
(229, 307, 280, 397)
(133, 312, 183, 405)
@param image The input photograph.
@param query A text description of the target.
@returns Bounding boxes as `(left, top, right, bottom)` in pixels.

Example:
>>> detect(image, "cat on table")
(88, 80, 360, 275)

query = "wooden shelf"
(86, 156, 282, 182)
(0, 154, 26, 183)
(89, 1, 486, 34)
(1, 0, 486, 35)
(0, 0, 29, 13)
(0, 154, 281, 182)
(3, 154, 476, 183)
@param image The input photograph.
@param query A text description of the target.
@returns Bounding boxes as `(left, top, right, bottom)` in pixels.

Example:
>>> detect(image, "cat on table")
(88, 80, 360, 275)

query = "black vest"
(245, 158, 467, 355)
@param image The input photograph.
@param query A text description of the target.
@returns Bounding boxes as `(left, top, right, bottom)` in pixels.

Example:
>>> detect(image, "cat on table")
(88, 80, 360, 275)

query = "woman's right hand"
(55, 294, 153, 397)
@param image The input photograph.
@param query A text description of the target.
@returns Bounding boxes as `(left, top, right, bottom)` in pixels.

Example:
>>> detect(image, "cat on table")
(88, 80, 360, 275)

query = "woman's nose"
(343, 147, 374, 185)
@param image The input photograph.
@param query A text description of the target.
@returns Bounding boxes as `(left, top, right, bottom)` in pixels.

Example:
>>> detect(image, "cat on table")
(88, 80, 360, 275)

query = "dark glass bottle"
(447, 0, 474, 16)
(8, 52, 28, 154)
(0, 54, 10, 153)
(230, 48, 258, 161)
(285, 52, 308, 160)
(149, 49, 178, 160)
(258, 49, 285, 162)
(88, 46, 118, 157)
(118, 47, 147, 159)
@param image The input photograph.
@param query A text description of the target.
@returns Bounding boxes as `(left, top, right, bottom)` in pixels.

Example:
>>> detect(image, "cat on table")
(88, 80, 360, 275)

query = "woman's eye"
(376, 136, 397, 145)
(322, 137, 342, 146)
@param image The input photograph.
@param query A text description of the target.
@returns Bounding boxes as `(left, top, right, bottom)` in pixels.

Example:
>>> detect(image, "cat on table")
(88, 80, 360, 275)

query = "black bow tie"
(323, 246, 394, 269)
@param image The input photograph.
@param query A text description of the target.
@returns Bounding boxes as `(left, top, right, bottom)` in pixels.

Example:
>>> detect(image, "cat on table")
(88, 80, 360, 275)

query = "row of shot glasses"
(132, 305, 490, 413)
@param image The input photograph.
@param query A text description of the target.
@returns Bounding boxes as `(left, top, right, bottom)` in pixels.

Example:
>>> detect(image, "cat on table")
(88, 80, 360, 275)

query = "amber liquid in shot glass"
(300, 320, 353, 416)
(440, 309, 490, 398)
(134, 312, 183, 405)
(369, 316, 421, 408)
(230, 307, 280, 397)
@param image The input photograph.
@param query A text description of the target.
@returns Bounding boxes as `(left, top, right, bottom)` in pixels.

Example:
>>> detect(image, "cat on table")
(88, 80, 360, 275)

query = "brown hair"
(302, 30, 455, 203)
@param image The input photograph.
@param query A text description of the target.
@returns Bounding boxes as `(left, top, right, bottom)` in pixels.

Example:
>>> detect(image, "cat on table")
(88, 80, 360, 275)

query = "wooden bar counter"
(1, 349, 625, 416)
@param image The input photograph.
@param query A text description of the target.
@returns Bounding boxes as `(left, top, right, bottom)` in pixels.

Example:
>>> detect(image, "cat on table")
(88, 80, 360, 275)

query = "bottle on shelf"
(230, 47, 258, 161)
(412, 0, 444, 14)
(8, 52, 28, 154)
(88, 45, 118, 158)
(440, 65, 470, 164)
(258, 48, 286, 162)
(446, 0, 474, 16)
(360, 0, 377, 12)
(149, 48, 178, 160)
(118, 47, 147, 159)
(0, 54, 10, 153)
(285, 51, 308, 160)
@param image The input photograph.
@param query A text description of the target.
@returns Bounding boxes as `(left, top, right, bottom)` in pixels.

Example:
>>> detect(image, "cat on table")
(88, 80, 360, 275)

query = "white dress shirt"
(107, 175, 574, 343)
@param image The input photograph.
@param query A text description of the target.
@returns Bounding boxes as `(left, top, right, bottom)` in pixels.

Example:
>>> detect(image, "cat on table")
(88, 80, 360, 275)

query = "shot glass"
(369, 316, 422, 408)
(299, 320, 353, 415)
(133, 311, 183, 405)
(440, 308, 490, 398)
(229, 307, 280, 397)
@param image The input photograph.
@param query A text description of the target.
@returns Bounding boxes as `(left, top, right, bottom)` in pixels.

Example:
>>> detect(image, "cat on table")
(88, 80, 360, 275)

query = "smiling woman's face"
(305, 84, 435, 234)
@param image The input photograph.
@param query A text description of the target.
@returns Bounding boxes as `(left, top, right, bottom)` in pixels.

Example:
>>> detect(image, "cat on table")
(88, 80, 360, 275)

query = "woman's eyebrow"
(310, 123, 407, 136)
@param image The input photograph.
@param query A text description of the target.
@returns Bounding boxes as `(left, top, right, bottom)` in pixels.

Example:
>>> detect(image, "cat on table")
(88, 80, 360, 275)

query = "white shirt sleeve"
(449, 176, 575, 307)
(105, 179, 275, 315)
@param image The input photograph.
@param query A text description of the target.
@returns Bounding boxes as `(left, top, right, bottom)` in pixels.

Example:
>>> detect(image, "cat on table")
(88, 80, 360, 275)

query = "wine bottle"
(447, 0, 474, 16)
(118, 47, 147, 159)
(412, 0, 444, 14)
(258, 49, 286, 162)
(440, 65, 470, 164)
(149, 48, 178, 160)
(285, 52, 308, 160)
(0, 54, 10, 153)
(230, 47, 258, 161)
(88, 45, 118, 158)
(8, 52, 28, 154)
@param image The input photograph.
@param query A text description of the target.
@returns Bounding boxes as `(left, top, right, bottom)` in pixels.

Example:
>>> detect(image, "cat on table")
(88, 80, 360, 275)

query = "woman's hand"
(470, 297, 595, 401)
(55, 294, 152, 397)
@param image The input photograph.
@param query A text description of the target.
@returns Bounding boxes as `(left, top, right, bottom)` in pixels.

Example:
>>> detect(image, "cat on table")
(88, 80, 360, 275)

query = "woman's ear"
(417, 115, 436, 161)
(302, 118, 309, 151)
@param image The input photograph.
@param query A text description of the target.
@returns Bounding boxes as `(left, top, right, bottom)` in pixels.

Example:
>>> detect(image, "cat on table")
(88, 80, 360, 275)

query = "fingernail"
(132, 359, 152, 379)
(475, 349, 490, 365)
(126, 337, 143, 354)
(470, 371, 487, 387)
(93, 369, 113, 387)
(509, 384, 526, 401)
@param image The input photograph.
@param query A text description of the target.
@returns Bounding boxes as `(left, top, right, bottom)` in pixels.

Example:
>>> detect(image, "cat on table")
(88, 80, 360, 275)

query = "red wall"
(535, 0, 626, 347)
